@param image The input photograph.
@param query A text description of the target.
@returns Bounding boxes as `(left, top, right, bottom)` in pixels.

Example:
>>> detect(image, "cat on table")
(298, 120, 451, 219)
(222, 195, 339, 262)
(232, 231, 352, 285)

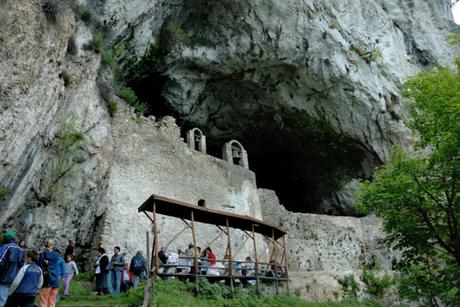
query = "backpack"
(132, 256, 145, 275)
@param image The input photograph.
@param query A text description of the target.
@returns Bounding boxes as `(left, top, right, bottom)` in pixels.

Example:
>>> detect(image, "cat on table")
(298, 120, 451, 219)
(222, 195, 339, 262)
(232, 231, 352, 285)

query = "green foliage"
(448, 33, 460, 46)
(73, 272, 93, 282)
(123, 43, 164, 85)
(86, 33, 106, 52)
(362, 270, 394, 300)
(0, 186, 11, 201)
(37, 122, 86, 204)
(106, 100, 118, 117)
(58, 278, 382, 307)
(116, 85, 149, 114)
(338, 275, 359, 299)
(358, 59, 460, 305)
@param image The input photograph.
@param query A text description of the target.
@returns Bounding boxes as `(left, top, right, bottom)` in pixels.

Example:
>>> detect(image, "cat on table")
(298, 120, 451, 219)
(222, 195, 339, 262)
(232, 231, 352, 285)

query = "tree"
(358, 60, 460, 305)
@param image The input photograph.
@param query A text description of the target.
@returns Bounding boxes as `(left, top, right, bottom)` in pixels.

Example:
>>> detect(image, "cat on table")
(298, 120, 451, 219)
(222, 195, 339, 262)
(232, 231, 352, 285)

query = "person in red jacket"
(205, 247, 216, 266)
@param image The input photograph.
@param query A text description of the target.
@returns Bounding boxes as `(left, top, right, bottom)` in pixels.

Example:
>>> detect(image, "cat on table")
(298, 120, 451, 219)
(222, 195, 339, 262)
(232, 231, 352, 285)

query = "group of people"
(0, 229, 148, 307)
(93, 247, 147, 296)
(0, 231, 78, 307)
(157, 244, 258, 284)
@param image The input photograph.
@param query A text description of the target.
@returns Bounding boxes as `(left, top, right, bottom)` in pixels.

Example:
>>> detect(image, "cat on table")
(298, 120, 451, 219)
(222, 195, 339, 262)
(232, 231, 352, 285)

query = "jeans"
(0, 284, 10, 307)
(133, 275, 140, 288)
(111, 271, 121, 295)
(106, 272, 113, 294)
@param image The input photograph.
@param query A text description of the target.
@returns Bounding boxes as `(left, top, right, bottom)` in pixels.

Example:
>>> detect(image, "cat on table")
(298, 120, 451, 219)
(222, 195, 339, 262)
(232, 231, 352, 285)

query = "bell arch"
(186, 128, 207, 154)
(223, 140, 249, 169)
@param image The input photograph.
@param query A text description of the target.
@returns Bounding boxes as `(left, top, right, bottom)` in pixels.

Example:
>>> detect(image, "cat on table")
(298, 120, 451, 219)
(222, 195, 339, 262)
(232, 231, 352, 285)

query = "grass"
(56, 277, 382, 307)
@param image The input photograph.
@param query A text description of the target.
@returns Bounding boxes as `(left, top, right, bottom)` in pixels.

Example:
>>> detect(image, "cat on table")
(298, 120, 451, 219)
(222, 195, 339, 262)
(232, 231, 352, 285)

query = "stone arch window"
(223, 140, 249, 169)
(186, 128, 206, 154)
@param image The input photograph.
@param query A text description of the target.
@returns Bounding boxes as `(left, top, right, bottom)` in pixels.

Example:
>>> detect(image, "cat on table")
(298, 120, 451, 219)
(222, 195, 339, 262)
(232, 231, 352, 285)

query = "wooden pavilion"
(138, 194, 289, 303)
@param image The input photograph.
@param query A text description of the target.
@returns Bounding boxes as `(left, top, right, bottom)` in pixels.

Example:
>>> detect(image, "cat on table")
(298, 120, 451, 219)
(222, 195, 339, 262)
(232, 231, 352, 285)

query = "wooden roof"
(138, 194, 287, 239)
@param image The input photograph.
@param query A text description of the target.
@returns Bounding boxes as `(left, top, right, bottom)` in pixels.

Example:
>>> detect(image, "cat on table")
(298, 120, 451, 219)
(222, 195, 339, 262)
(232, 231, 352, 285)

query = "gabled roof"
(138, 194, 287, 239)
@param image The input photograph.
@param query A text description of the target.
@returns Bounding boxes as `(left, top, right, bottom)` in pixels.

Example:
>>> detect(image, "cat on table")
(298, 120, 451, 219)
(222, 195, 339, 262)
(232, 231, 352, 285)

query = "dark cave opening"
(128, 73, 377, 214)
(192, 108, 375, 214)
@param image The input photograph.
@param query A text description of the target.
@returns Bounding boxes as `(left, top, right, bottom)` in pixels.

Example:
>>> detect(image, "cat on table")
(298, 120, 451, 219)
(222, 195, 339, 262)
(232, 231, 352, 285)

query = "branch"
(418, 205, 456, 255)
(410, 172, 447, 210)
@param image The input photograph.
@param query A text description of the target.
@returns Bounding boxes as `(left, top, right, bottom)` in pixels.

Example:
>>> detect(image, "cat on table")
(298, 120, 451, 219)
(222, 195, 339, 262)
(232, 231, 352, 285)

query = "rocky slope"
(0, 0, 458, 280)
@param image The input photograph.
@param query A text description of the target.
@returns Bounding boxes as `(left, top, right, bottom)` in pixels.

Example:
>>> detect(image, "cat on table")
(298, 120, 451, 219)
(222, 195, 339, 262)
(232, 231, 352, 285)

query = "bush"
(85, 33, 106, 53)
(116, 85, 149, 114)
(338, 275, 359, 298)
(106, 100, 118, 117)
(0, 186, 11, 201)
(362, 270, 394, 300)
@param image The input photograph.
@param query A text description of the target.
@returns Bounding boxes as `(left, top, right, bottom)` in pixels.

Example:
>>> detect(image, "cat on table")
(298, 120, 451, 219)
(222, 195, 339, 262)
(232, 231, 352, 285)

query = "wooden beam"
(226, 218, 234, 297)
(181, 218, 192, 229)
(165, 224, 189, 250)
(191, 211, 199, 293)
(251, 224, 261, 298)
(203, 228, 225, 252)
(143, 211, 154, 223)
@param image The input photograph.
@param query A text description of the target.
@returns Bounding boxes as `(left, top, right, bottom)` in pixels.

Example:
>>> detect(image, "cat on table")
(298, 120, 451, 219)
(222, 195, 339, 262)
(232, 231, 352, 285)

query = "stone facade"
(99, 109, 267, 261)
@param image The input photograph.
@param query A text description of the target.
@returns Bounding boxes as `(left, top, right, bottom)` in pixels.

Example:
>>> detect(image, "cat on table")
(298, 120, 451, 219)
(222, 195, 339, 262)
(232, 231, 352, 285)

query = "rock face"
(91, 0, 458, 213)
(0, 0, 110, 255)
(0, 0, 457, 289)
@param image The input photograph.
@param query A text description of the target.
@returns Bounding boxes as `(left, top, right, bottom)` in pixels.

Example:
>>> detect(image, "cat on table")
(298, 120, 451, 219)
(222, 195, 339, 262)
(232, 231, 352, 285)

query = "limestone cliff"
(0, 0, 458, 290)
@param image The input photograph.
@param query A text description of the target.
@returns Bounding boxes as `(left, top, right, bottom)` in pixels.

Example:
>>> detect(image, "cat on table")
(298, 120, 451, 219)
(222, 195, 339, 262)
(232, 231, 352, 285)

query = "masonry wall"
(99, 108, 266, 262)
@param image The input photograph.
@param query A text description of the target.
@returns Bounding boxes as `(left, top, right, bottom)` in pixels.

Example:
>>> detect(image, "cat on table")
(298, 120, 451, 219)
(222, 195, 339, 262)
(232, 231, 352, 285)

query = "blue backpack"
(132, 256, 145, 275)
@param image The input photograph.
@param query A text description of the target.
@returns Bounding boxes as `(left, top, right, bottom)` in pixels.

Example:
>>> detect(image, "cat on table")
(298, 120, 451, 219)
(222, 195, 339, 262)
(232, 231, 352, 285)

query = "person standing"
(37, 239, 60, 307)
(6, 250, 43, 307)
(64, 241, 76, 259)
(129, 251, 146, 288)
(62, 255, 78, 298)
(0, 231, 25, 307)
(94, 248, 109, 296)
(109, 247, 124, 295)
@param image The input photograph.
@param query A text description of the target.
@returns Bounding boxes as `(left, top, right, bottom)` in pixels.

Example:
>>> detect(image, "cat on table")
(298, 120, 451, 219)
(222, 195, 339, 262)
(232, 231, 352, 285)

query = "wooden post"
(251, 224, 261, 298)
(283, 235, 289, 293)
(153, 203, 159, 276)
(191, 211, 199, 293)
(272, 229, 279, 294)
(146, 231, 150, 272)
(226, 219, 234, 296)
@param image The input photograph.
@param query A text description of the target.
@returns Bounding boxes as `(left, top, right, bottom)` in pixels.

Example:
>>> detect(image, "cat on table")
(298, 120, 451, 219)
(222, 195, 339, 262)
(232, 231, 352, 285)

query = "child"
(6, 250, 43, 307)
(121, 263, 133, 293)
(62, 254, 79, 297)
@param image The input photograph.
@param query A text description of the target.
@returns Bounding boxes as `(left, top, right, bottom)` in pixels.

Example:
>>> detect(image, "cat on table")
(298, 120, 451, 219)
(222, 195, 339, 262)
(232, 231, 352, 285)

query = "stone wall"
(99, 108, 267, 261)
(259, 189, 394, 272)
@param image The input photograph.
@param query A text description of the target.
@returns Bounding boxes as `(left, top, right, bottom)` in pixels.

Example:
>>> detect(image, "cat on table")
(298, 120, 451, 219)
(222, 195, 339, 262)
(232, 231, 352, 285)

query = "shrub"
(362, 270, 394, 300)
(116, 85, 137, 105)
(106, 100, 118, 117)
(85, 33, 106, 53)
(0, 186, 11, 201)
(338, 274, 359, 298)
(116, 85, 149, 114)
